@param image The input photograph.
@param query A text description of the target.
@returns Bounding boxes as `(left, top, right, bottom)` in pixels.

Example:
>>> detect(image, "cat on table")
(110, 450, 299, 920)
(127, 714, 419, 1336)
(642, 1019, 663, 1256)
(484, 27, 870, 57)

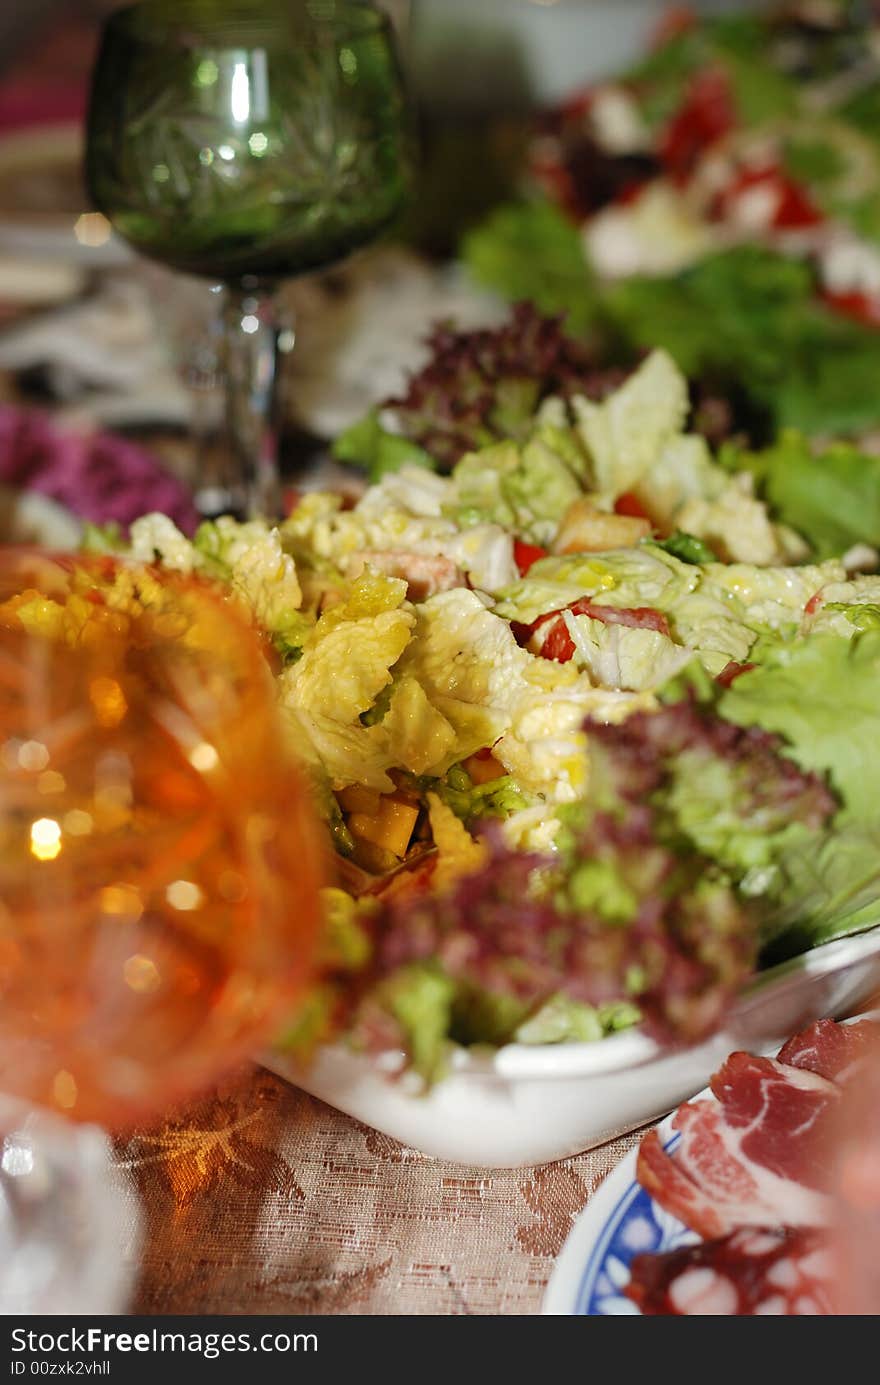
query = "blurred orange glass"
(0, 548, 324, 1128)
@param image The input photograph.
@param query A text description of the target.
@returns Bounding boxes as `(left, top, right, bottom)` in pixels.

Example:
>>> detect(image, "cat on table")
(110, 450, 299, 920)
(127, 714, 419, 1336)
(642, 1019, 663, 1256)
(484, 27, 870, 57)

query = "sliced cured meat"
(344, 551, 465, 602)
(626, 1226, 834, 1316)
(513, 599, 671, 664)
(636, 1097, 829, 1239)
(709, 1052, 839, 1190)
(636, 1126, 730, 1241)
(628, 1018, 877, 1312)
(777, 1017, 879, 1084)
(634, 1030, 857, 1240)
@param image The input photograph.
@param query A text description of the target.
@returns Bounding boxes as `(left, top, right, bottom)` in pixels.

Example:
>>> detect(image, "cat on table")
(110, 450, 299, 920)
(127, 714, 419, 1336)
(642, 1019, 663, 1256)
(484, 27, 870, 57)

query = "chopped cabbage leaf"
(634, 433, 725, 531)
(448, 425, 586, 546)
(571, 349, 689, 495)
(676, 474, 805, 567)
(278, 575, 414, 790)
(381, 676, 458, 776)
(426, 792, 488, 895)
(283, 471, 517, 595)
(701, 560, 846, 630)
(563, 613, 694, 691)
(129, 513, 199, 572)
(493, 545, 698, 623)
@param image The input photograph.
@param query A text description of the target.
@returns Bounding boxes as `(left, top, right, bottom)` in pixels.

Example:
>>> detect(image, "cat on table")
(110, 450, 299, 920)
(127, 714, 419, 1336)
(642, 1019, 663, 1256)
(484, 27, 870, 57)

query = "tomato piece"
(614, 491, 651, 520)
(513, 598, 671, 664)
(661, 67, 736, 181)
(513, 539, 549, 576)
(539, 620, 577, 663)
(716, 165, 823, 231)
(716, 660, 757, 688)
(773, 175, 824, 230)
(560, 88, 595, 123)
(612, 180, 650, 208)
(804, 591, 825, 616)
(821, 289, 880, 329)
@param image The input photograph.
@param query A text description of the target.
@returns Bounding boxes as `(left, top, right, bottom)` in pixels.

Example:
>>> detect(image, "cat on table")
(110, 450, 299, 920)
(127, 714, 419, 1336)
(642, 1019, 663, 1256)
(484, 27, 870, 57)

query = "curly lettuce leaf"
(514, 995, 641, 1045)
(585, 698, 834, 885)
(343, 706, 775, 1066)
(604, 247, 880, 439)
(461, 202, 597, 336)
(758, 823, 880, 960)
(720, 632, 880, 954)
(342, 303, 604, 472)
(727, 430, 880, 560)
(720, 631, 880, 825)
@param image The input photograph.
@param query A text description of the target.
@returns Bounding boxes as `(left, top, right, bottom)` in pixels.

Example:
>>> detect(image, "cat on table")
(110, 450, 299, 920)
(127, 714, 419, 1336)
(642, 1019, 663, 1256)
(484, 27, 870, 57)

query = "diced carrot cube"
(462, 752, 504, 785)
(348, 798, 420, 859)
(337, 785, 382, 816)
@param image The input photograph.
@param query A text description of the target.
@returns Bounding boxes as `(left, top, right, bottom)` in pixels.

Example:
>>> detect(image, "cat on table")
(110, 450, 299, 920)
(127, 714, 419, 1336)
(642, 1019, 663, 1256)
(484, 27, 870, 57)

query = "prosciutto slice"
(777, 1016, 877, 1083)
(637, 1099, 829, 1240)
(627, 1018, 880, 1314)
(626, 1227, 834, 1316)
(634, 1023, 878, 1239)
(708, 1052, 839, 1189)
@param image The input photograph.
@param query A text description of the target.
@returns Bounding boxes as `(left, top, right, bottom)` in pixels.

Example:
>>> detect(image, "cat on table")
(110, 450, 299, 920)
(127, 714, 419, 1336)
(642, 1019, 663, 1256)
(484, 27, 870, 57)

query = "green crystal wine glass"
(86, 0, 411, 517)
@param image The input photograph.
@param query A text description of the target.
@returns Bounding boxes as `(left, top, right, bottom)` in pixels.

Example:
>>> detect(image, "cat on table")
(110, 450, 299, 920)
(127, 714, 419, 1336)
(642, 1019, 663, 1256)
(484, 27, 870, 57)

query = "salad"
(463, 0, 880, 444)
(34, 303, 879, 1085)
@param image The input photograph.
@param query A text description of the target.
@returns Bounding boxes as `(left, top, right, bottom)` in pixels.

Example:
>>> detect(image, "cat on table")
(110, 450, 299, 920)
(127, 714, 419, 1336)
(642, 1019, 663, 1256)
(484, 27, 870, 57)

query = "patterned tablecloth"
(114, 1064, 645, 1317)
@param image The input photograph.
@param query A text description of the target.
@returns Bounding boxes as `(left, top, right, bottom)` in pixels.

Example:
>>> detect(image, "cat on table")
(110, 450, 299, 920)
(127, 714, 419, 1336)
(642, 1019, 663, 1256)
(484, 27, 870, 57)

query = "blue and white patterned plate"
(542, 1116, 697, 1315)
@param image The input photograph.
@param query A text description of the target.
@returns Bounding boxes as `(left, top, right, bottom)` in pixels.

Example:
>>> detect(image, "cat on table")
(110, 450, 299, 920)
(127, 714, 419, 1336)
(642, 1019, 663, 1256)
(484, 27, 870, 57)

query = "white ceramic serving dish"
(264, 926, 880, 1168)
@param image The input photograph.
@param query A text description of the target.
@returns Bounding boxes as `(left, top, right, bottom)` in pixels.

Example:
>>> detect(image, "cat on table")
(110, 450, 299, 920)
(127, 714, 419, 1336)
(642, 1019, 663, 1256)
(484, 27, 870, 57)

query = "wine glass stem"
(223, 285, 283, 519)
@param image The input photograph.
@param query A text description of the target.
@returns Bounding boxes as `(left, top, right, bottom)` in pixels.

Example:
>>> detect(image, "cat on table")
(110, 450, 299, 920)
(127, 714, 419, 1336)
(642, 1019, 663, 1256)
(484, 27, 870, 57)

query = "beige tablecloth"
(115, 1065, 645, 1316)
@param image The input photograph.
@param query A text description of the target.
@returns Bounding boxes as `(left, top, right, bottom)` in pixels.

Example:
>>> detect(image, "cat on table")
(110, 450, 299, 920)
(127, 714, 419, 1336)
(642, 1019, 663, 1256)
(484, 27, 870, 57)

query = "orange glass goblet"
(0, 548, 324, 1128)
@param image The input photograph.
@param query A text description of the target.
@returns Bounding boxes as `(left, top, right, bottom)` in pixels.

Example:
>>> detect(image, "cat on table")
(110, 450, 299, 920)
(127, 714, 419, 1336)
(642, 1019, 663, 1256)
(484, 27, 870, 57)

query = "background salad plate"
(264, 924, 880, 1168)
